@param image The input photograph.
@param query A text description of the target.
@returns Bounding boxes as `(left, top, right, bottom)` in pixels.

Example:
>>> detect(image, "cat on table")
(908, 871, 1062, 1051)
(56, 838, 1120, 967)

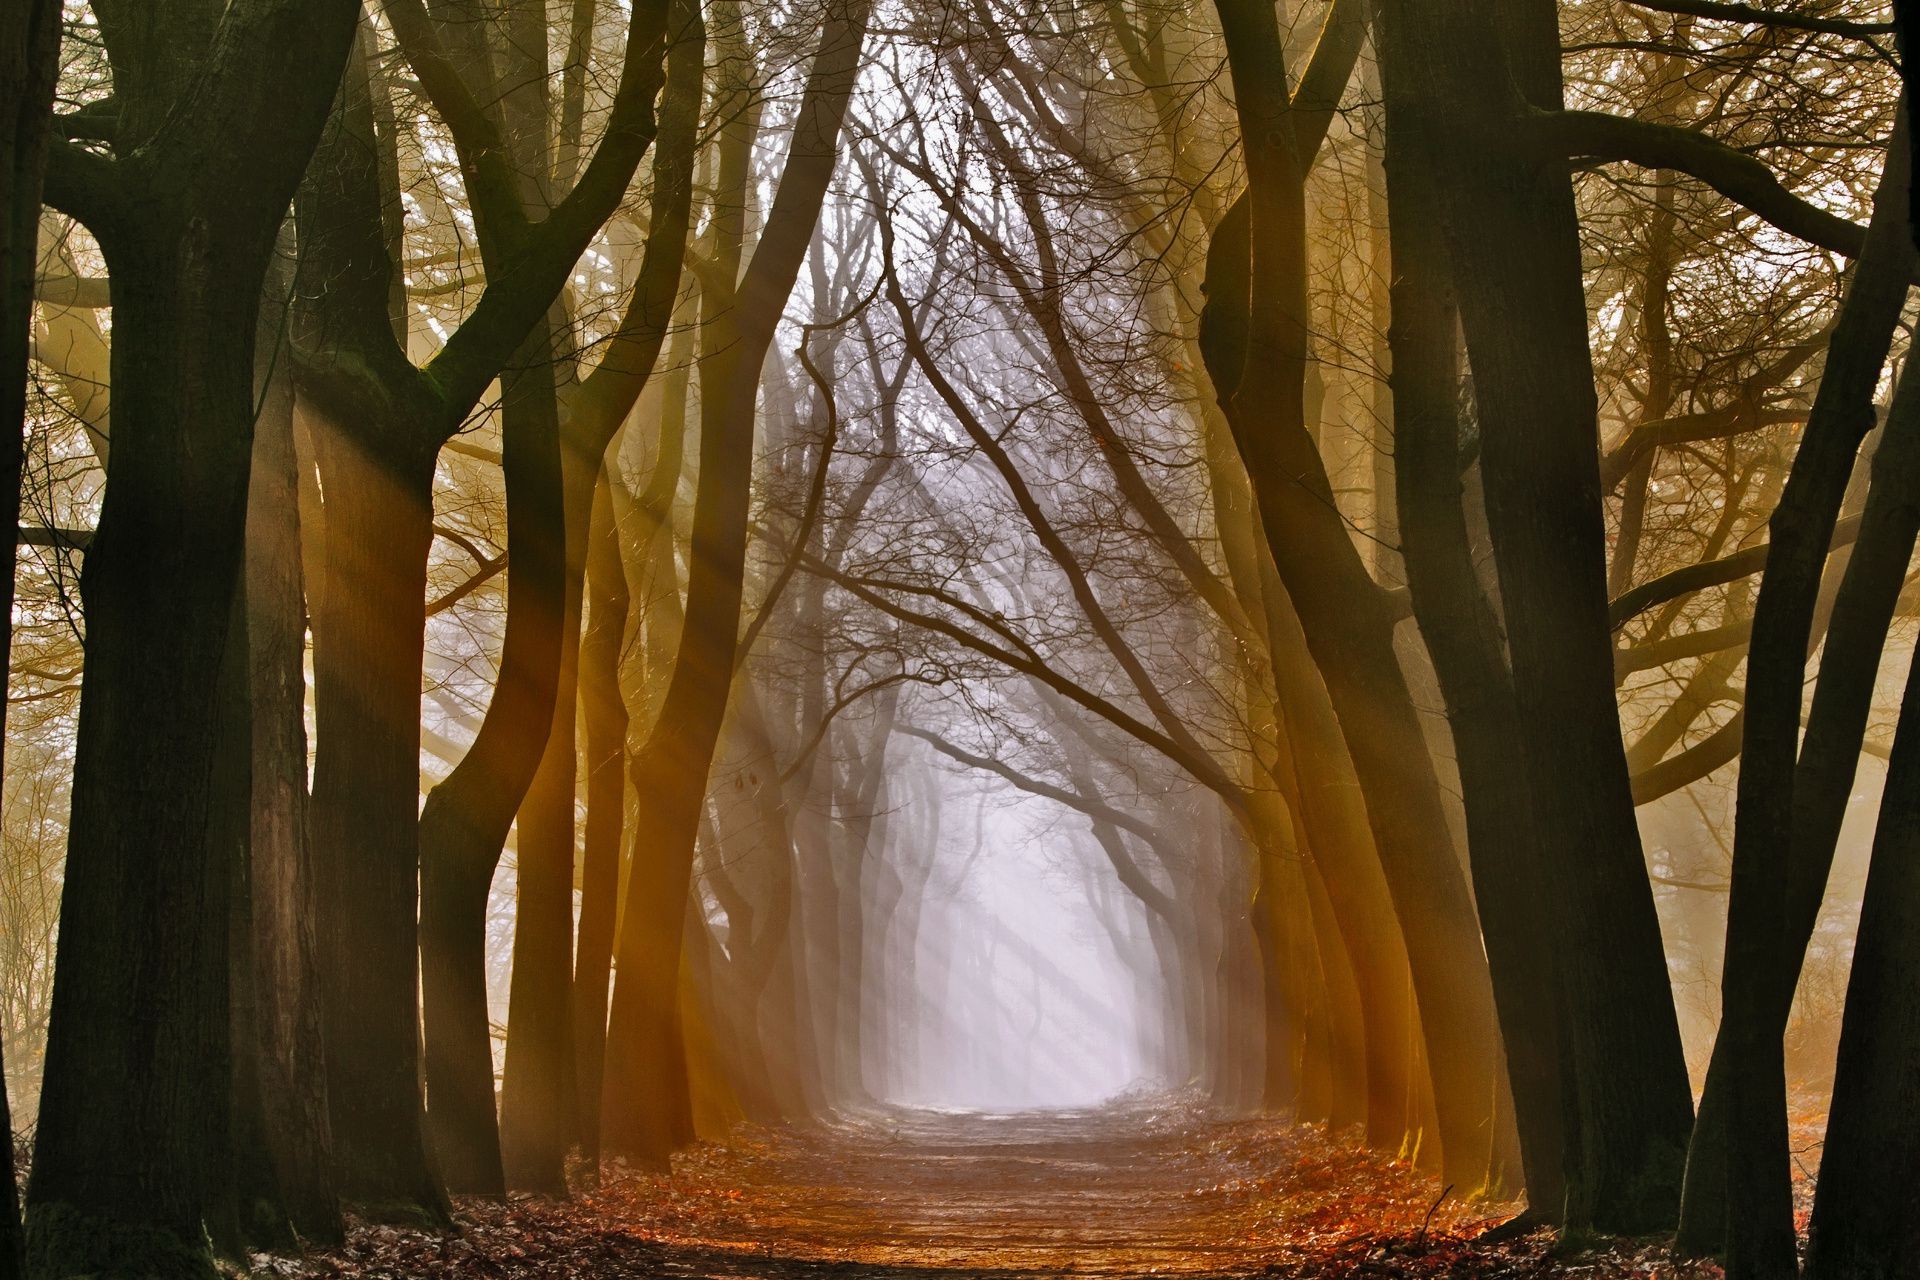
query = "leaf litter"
(273, 1101, 1744, 1279)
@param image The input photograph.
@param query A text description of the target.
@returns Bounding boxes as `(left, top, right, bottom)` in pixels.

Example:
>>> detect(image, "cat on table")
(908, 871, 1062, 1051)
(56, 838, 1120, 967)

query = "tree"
(600, 0, 874, 1163)
(0, 0, 60, 1274)
(25, 1, 360, 1270)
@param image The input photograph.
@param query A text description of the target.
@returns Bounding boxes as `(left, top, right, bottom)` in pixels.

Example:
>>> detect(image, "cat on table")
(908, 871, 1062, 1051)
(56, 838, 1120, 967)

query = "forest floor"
(274, 1101, 1747, 1280)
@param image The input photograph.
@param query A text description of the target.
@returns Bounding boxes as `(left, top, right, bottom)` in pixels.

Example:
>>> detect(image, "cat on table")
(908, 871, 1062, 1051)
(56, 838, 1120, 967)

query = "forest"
(1, 0, 1918, 1276)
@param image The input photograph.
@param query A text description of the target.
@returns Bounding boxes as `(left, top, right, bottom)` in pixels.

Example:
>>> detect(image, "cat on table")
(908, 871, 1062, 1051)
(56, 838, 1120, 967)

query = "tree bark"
(1380, 102, 1566, 1216)
(27, 5, 360, 1269)
(1372, 0, 1698, 1230)
(0, 2, 59, 1274)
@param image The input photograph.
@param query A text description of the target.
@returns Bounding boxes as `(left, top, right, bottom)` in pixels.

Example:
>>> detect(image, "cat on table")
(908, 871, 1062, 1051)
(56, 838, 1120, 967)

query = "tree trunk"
(1372, 0, 1698, 1230)
(1380, 109, 1566, 1216)
(239, 254, 341, 1243)
(0, 5, 58, 1274)
(571, 472, 631, 1162)
(420, 317, 569, 1196)
(308, 420, 449, 1221)
(498, 394, 595, 1195)
(1804, 603, 1920, 1277)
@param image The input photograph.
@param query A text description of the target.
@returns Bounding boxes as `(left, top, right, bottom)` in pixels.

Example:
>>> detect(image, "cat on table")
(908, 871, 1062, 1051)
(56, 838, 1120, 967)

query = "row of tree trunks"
(497, 0, 706, 1192)
(1800, 312, 1920, 1277)
(1377, 68, 1567, 1220)
(599, 0, 873, 1162)
(1697, 106, 1914, 1276)
(1208, 0, 1512, 1195)
(287, 0, 674, 1202)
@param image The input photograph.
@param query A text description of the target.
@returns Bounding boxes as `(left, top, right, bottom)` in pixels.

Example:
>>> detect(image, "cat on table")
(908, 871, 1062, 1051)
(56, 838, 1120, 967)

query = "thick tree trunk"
(27, 4, 359, 1264)
(1381, 119, 1566, 1216)
(308, 422, 449, 1221)
(1372, 0, 1697, 1230)
(27, 212, 269, 1274)
(0, 5, 58, 1274)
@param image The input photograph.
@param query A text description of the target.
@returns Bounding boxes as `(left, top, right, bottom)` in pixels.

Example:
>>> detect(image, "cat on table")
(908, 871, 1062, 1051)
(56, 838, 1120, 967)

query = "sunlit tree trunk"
(600, 0, 872, 1161)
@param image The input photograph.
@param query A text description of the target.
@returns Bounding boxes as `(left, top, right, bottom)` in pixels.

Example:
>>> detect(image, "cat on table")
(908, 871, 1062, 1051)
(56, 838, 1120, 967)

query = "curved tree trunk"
(0, 4, 60, 1273)
(599, 0, 872, 1163)
(420, 318, 569, 1196)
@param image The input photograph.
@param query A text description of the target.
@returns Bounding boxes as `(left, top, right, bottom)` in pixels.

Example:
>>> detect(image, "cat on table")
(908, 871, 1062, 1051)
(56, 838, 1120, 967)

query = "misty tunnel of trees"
(2, 0, 1920, 1276)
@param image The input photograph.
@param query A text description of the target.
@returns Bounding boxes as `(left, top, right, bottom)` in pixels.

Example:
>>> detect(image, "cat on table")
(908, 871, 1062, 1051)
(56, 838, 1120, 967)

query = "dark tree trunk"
(291, 31, 449, 1221)
(0, 3, 58, 1274)
(308, 421, 450, 1221)
(1379, 104, 1566, 1216)
(28, 0, 358, 1251)
(1679, 115, 1915, 1269)
(32, 204, 241, 1280)
(1805, 584, 1920, 1277)
(1371, 0, 1697, 1231)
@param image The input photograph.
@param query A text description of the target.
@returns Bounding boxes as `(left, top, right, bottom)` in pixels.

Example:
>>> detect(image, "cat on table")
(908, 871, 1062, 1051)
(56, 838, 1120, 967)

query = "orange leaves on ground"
(277, 1105, 1736, 1279)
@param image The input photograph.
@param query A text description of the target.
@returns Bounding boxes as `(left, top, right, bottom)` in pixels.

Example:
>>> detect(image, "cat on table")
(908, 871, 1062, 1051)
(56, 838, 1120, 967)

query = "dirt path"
(289, 1100, 1562, 1278)
(606, 1101, 1504, 1275)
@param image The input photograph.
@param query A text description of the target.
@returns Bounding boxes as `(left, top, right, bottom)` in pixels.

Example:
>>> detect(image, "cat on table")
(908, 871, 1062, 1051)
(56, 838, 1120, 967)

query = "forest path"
(607, 1100, 1503, 1276)
(294, 1100, 1546, 1279)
